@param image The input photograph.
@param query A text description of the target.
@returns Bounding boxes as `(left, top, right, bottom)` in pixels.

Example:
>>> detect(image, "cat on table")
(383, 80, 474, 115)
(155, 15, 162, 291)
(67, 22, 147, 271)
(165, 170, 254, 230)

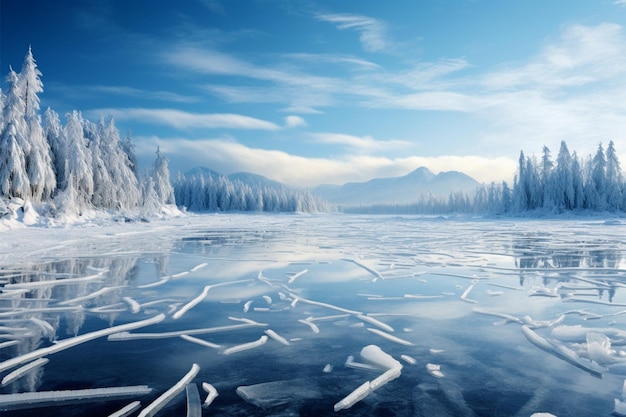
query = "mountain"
(313, 167, 480, 206)
(227, 172, 286, 191)
(184, 166, 223, 178)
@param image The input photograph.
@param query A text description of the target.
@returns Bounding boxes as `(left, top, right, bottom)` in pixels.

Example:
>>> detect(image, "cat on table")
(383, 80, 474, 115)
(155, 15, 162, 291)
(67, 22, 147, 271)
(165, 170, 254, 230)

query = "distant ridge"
(313, 167, 480, 206)
(183, 167, 290, 191)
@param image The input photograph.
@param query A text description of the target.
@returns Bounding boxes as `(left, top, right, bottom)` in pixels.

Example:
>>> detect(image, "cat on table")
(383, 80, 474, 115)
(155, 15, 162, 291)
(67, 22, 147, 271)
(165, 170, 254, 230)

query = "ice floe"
(138, 363, 200, 417)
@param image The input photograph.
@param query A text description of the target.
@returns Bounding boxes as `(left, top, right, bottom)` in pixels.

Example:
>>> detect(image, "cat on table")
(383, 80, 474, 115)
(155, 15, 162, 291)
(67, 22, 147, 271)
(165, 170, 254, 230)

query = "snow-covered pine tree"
(151, 147, 175, 205)
(96, 116, 141, 208)
(0, 122, 30, 198)
(18, 47, 56, 201)
(571, 151, 585, 209)
(44, 108, 66, 190)
(63, 111, 94, 207)
(605, 140, 623, 210)
(525, 156, 542, 210)
(122, 130, 139, 177)
(586, 143, 607, 210)
(554, 141, 574, 210)
(0, 69, 30, 198)
(512, 151, 527, 212)
(540, 145, 554, 209)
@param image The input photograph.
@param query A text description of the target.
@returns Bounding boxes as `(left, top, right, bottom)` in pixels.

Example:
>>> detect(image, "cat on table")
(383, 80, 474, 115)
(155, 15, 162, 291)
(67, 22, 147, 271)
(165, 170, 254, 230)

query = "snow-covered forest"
(345, 141, 626, 215)
(0, 49, 325, 219)
(0, 48, 174, 218)
(173, 171, 329, 213)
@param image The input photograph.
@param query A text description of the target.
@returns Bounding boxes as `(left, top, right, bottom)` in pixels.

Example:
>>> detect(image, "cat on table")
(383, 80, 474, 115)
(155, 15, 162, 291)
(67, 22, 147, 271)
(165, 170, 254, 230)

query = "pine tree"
(151, 147, 175, 205)
(554, 141, 574, 210)
(63, 111, 94, 206)
(0, 69, 30, 198)
(571, 152, 585, 209)
(18, 47, 56, 201)
(512, 151, 528, 212)
(605, 140, 623, 210)
(587, 143, 607, 210)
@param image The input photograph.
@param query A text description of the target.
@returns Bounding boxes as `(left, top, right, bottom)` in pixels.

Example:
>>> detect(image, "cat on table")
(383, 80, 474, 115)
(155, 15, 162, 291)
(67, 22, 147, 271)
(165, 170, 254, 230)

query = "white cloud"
(309, 132, 411, 151)
(87, 85, 201, 103)
(315, 13, 388, 52)
(284, 53, 380, 70)
(284, 115, 307, 128)
(89, 108, 280, 130)
(134, 135, 516, 187)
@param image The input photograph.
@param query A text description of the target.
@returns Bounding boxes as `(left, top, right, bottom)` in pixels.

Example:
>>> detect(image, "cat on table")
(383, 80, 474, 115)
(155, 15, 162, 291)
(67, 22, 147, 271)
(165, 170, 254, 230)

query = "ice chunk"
(237, 378, 322, 408)
(287, 269, 308, 284)
(370, 366, 402, 390)
(138, 363, 200, 417)
(123, 297, 141, 314)
(201, 382, 218, 407)
(343, 259, 383, 281)
(107, 400, 141, 417)
(460, 283, 477, 304)
(1, 357, 49, 387)
(190, 263, 208, 272)
(366, 328, 414, 346)
(617, 398, 626, 416)
(0, 340, 19, 350)
(243, 300, 253, 313)
(473, 307, 522, 324)
(185, 383, 201, 417)
(180, 334, 221, 349)
(222, 335, 268, 355)
(264, 329, 290, 346)
(57, 286, 125, 306)
(345, 355, 380, 372)
(401, 355, 417, 365)
(521, 325, 606, 378)
(356, 315, 394, 333)
(0, 314, 165, 373)
(0, 386, 152, 411)
(173, 285, 211, 320)
(333, 381, 371, 412)
(586, 332, 617, 365)
(360, 345, 402, 370)
(290, 294, 361, 315)
(530, 413, 558, 417)
(426, 363, 444, 378)
(298, 319, 320, 334)
(108, 321, 266, 341)
(323, 364, 333, 373)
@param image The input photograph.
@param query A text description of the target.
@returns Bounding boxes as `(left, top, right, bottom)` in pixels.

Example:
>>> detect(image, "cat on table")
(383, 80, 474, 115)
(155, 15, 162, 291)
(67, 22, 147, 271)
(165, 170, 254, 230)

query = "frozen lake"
(0, 213, 626, 416)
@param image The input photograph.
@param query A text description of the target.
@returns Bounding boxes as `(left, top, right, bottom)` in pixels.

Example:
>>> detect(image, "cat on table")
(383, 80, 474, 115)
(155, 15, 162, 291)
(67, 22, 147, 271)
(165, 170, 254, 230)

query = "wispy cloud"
(309, 132, 411, 152)
(284, 53, 380, 70)
(481, 23, 626, 90)
(315, 13, 389, 52)
(89, 108, 280, 130)
(87, 85, 201, 103)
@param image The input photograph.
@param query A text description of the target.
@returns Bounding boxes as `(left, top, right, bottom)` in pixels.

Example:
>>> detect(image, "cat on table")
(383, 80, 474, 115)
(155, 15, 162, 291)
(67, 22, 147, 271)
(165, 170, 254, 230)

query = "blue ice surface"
(0, 214, 624, 416)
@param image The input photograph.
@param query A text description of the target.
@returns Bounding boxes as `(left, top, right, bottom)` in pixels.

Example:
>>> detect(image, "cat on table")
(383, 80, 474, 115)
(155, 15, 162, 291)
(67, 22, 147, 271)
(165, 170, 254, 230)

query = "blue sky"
(3, 0, 626, 186)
